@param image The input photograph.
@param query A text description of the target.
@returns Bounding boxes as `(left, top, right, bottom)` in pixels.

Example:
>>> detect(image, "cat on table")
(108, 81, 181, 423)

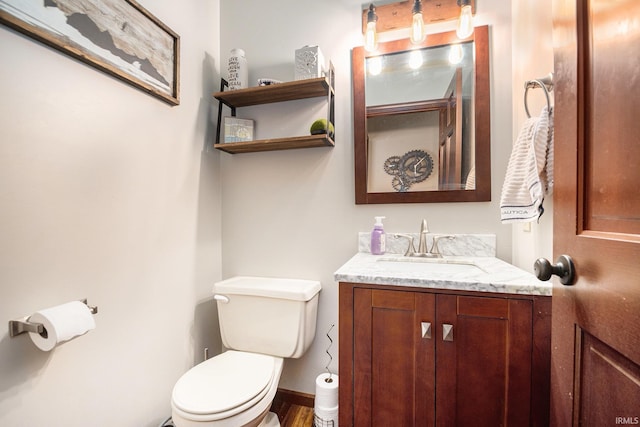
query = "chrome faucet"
(396, 219, 442, 258)
(417, 219, 430, 255)
(393, 220, 453, 258)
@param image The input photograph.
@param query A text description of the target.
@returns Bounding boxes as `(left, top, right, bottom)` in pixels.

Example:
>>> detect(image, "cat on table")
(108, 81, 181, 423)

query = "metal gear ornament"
(400, 150, 433, 184)
(384, 150, 433, 192)
(392, 175, 411, 192)
(384, 156, 402, 175)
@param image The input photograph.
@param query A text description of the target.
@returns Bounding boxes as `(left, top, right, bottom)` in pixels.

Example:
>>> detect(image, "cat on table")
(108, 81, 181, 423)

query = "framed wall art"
(0, 0, 180, 105)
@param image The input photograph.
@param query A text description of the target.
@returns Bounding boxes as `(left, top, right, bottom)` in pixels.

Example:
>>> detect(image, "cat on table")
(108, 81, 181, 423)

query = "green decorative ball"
(310, 118, 334, 136)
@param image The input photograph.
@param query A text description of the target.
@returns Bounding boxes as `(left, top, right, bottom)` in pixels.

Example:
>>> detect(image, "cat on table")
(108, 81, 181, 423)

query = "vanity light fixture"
(364, 4, 378, 52)
(410, 0, 426, 45)
(456, 0, 474, 39)
(361, 1, 474, 44)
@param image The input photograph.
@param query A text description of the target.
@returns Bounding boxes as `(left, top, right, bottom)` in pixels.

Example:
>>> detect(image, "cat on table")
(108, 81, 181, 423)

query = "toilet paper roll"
(314, 405, 338, 427)
(314, 405, 338, 419)
(315, 373, 339, 410)
(28, 301, 96, 351)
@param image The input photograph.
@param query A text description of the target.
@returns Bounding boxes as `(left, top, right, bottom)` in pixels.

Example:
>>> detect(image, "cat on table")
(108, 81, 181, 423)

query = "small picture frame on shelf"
(224, 117, 254, 143)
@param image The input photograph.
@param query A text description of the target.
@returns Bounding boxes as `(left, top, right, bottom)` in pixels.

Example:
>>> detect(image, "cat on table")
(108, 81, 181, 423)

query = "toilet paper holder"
(8, 299, 98, 338)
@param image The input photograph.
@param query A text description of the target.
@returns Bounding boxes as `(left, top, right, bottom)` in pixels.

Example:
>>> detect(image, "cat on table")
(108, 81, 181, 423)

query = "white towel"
(500, 106, 554, 223)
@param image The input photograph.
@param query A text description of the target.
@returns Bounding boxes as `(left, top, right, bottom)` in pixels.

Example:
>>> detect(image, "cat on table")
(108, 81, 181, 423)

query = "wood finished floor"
(271, 389, 315, 427)
(272, 400, 315, 427)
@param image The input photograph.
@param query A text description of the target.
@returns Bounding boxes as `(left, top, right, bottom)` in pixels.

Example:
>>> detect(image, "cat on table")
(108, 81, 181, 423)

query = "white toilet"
(171, 276, 321, 427)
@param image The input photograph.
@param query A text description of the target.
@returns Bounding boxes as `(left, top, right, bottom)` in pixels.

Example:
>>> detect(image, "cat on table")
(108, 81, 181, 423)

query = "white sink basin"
(376, 256, 487, 275)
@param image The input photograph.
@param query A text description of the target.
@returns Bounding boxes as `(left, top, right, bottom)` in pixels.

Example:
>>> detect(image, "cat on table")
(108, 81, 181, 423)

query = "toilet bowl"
(171, 351, 284, 427)
(170, 276, 321, 427)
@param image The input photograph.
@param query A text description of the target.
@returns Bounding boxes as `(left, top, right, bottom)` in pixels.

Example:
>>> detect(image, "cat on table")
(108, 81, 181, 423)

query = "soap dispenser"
(371, 216, 386, 255)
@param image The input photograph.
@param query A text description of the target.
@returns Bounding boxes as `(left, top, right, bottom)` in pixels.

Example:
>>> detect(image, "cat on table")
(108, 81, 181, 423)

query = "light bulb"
(449, 44, 464, 64)
(410, 0, 426, 45)
(456, 4, 474, 39)
(410, 12, 426, 44)
(409, 50, 423, 69)
(364, 4, 378, 52)
(364, 21, 378, 52)
(367, 56, 382, 76)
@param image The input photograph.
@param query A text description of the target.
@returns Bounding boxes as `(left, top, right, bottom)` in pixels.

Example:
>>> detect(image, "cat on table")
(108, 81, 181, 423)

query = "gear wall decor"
(384, 150, 433, 192)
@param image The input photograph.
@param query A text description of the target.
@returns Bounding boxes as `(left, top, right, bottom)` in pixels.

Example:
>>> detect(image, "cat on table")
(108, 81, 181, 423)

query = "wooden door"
(439, 68, 463, 190)
(552, 1, 640, 425)
(436, 295, 541, 426)
(351, 288, 435, 426)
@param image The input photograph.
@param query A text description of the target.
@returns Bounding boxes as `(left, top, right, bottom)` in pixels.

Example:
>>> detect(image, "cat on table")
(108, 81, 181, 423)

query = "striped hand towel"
(500, 106, 554, 223)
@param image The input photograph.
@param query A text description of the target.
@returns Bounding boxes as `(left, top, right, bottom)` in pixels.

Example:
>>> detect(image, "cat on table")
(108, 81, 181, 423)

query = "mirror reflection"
(353, 26, 491, 204)
(366, 42, 475, 192)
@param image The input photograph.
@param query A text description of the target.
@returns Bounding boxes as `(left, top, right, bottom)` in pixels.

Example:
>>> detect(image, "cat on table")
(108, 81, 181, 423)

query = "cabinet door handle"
(442, 324, 454, 342)
(421, 322, 432, 339)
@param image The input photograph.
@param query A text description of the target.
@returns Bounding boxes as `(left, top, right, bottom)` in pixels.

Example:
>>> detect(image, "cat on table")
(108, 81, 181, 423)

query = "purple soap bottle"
(370, 216, 386, 255)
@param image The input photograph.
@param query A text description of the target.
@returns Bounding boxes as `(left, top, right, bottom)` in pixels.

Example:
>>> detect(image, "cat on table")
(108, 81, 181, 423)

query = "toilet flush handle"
(213, 294, 230, 304)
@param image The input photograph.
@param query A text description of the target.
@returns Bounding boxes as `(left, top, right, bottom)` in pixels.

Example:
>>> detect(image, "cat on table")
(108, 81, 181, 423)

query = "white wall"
(510, 0, 554, 271)
(0, 1, 221, 426)
(219, 0, 514, 394)
(0, 0, 552, 421)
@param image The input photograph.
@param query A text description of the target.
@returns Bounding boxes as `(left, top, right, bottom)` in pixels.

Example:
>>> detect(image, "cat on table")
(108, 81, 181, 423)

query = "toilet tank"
(213, 276, 321, 358)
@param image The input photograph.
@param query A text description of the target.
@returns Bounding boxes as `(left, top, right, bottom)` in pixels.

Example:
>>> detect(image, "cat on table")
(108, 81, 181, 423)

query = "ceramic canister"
(228, 48, 248, 90)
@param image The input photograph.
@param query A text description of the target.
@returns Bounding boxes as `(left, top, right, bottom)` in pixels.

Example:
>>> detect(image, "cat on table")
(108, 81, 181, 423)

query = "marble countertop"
(334, 252, 552, 296)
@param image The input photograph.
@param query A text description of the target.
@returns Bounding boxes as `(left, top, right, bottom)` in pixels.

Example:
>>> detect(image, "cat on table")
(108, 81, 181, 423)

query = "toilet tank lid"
(213, 276, 321, 301)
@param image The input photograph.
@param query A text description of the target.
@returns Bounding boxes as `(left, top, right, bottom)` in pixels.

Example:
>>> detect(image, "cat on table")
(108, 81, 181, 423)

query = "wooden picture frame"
(0, 0, 180, 105)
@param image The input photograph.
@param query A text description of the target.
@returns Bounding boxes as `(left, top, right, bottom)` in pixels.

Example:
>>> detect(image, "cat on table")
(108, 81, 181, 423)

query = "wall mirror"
(352, 25, 490, 204)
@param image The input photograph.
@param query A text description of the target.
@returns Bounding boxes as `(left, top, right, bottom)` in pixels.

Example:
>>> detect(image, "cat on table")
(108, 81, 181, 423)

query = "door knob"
(534, 255, 575, 285)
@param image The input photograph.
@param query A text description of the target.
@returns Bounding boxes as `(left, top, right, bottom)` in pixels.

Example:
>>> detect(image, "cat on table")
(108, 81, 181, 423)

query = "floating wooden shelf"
(213, 77, 330, 108)
(214, 134, 334, 154)
(213, 65, 335, 154)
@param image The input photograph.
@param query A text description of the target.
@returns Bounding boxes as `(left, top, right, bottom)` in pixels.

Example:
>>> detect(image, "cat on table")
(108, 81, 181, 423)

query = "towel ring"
(524, 72, 554, 118)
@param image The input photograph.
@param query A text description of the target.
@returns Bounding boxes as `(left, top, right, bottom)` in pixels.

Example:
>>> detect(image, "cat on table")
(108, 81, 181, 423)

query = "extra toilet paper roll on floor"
(314, 405, 338, 427)
(315, 373, 339, 410)
(28, 301, 96, 351)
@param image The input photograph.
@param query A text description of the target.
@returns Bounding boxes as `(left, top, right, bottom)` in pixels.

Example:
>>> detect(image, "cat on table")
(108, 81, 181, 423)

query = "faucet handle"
(431, 235, 455, 256)
(393, 234, 417, 256)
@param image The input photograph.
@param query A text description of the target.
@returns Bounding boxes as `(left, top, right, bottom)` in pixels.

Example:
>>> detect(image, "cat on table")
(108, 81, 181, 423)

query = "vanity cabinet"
(338, 283, 551, 427)
(213, 65, 335, 154)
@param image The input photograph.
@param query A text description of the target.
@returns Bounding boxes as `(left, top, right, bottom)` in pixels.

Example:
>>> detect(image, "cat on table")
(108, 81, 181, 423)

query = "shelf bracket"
(215, 78, 236, 145)
(326, 61, 335, 142)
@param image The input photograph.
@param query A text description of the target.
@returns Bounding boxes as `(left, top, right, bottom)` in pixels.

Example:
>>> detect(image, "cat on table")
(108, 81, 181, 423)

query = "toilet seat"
(171, 351, 282, 423)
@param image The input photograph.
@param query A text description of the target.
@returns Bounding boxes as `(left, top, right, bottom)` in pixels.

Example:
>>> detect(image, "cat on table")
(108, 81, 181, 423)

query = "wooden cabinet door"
(436, 295, 535, 427)
(341, 285, 549, 427)
(352, 288, 436, 426)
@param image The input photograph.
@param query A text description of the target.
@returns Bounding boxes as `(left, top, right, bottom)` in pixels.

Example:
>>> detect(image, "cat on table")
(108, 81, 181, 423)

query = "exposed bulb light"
(364, 4, 379, 52)
(409, 50, 423, 69)
(367, 56, 382, 76)
(448, 44, 464, 64)
(456, 0, 474, 39)
(410, 0, 426, 44)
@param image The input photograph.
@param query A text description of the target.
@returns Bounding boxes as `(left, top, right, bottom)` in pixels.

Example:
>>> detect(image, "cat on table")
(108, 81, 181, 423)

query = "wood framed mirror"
(353, 25, 490, 204)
